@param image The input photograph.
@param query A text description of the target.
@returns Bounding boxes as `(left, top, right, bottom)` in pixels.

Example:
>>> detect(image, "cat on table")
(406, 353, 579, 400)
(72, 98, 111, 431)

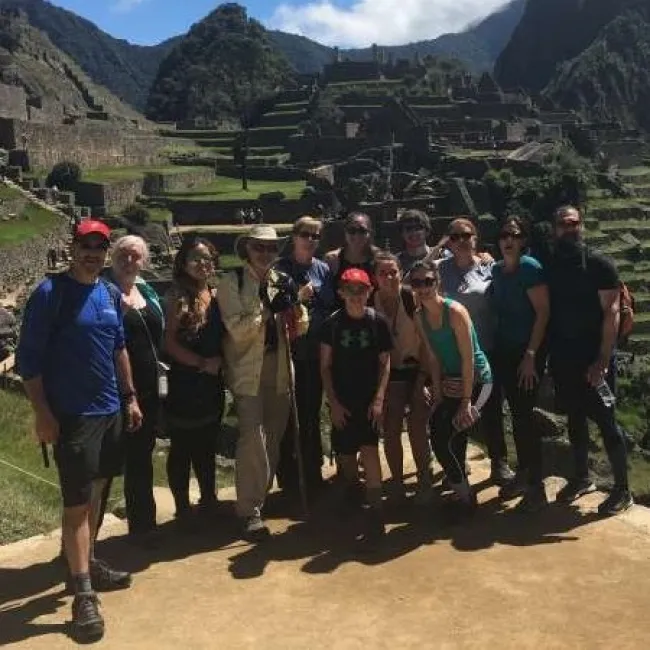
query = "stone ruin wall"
(0, 118, 195, 170)
(0, 214, 68, 297)
(0, 84, 27, 121)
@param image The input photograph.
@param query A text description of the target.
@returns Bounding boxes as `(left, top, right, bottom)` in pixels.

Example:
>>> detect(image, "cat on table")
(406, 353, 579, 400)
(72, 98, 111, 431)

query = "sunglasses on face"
(78, 239, 109, 252)
(341, 283, 368, 296)
(251, 243, 278, 254)
(345, 226, 370, 236)
(403, 224, 425, 234)
(297, 231, 321, 242)
(410, 277, 437, 289)
(499, 231, 523, 241)
(448, 232, 473, 243)
(378, 269, 399, 279)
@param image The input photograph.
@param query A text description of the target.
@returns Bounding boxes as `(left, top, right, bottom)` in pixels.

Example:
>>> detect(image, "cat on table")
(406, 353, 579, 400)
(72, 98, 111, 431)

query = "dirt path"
(1, 446, 649, 649)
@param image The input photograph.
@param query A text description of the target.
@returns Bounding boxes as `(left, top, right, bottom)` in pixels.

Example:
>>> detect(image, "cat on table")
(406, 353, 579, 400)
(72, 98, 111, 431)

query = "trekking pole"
(282, 312, 309, 518)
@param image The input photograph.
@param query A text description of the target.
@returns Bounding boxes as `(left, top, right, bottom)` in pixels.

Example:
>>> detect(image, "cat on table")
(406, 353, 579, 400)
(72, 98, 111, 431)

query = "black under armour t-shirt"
(320, 307, 392, 408)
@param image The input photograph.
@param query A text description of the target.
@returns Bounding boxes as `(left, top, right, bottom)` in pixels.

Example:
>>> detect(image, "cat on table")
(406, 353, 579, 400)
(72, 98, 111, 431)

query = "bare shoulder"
(448, 300, 471, 323)
(324, 248, 341, 272)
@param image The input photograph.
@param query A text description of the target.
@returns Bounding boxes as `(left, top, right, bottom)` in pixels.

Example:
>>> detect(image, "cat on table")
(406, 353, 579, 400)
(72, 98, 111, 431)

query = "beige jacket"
(217, 264, 308, 397)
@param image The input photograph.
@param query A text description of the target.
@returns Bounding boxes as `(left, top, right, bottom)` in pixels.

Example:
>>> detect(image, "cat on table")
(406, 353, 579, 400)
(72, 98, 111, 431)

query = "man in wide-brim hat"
(218, 224, 307, 541)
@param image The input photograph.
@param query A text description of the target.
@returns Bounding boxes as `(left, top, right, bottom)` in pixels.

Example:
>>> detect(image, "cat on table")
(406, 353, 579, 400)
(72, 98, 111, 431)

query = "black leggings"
(431, 396, 471, 484)
(166, 421, 220, 514)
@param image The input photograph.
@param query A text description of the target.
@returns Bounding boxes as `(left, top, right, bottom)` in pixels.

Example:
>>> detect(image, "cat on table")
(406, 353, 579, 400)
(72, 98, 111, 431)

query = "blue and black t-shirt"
(17, 274, 125, 417)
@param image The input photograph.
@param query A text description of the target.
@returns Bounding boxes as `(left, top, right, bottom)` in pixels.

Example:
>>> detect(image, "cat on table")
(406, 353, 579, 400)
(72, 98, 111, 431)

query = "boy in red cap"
(320, 267, 392, 548)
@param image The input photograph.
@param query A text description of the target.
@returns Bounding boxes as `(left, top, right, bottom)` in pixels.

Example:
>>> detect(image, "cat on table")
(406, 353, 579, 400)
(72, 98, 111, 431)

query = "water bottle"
(595, 380, 616, 408)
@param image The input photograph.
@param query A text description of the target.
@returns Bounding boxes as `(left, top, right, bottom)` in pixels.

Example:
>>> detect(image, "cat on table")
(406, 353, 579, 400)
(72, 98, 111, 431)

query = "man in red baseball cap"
(320, 266, 392, 549)
(17, 218, 141, 641)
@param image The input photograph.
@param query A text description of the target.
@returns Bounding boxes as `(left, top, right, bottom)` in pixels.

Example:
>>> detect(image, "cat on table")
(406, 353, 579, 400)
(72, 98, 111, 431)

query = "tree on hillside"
(46, 161, 81, 191)
(146, 3, 294, 124)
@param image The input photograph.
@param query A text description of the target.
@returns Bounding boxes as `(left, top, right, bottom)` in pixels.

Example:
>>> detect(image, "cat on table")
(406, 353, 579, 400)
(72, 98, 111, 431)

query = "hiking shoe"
(597, 488, 634, 517)
(498, 472, 528, 501)
(242, 515, 270, 543)
(71, 592, 104, 643)
(384, 479, 406, 501)
(556, 478, 597, 504)
(514, 484, 549, 514)
(356, 508, 386, 552)
(90, 559, 132, 592)
(490, 460, 516, 487)
(413, 483, 436, 507)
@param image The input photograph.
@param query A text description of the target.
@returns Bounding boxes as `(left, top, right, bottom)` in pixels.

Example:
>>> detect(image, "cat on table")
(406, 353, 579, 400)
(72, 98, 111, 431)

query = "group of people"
(16, 205, 633, 642)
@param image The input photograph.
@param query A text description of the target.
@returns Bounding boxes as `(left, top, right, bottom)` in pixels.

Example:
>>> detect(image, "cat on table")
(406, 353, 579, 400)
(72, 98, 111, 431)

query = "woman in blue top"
(491, 217, 550, 513)
(275, 216, 335, 493)
(411, 260, 493, 515)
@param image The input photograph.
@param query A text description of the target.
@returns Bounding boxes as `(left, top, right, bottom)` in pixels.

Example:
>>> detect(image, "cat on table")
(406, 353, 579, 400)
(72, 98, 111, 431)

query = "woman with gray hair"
(107, 235, 164, 545)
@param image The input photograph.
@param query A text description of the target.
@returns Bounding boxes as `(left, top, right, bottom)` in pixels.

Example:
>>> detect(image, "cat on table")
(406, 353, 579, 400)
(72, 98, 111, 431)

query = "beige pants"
(234, 352, 290, 518)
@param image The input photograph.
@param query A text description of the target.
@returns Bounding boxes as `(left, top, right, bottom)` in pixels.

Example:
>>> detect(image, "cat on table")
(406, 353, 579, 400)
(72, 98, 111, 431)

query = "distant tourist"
(411, 260, 493, 518)
(320, 267, 392, 548)
(371, 251, 434, 503)
(490, 217, 549, 512)
(106, 236, 165, 544)
(275, 216, 335, 495)
(436, 218, 515, 487)
(218, 225, 307, 541)
(16, 220, 142, 643)
(325, 212, 378, 308)
(164, 237, 226, 531)
(546, 206, 632, 515)
(395, 209, 450, 276)
(47, 247, 58, 270)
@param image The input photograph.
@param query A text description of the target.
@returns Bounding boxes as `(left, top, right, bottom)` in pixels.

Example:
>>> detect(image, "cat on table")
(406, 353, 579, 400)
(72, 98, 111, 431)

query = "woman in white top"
(372, 251, 433, 502)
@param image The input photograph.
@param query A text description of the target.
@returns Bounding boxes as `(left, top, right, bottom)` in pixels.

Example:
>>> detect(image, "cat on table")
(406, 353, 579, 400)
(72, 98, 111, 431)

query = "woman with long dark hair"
(411, 260, 493, 517)
(164, 236, 225, 530)
(275, 216, 335, 493)
(325, 212, 378, 303)
(491, 217, 550, 512)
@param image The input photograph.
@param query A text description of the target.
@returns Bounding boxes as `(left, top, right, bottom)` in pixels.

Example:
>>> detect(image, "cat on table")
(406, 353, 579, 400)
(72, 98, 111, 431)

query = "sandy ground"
(1, 443, 649, 649)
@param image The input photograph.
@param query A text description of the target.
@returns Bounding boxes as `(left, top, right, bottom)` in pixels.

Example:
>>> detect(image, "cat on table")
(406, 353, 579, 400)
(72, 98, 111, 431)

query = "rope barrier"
(0, 455, 59, 488)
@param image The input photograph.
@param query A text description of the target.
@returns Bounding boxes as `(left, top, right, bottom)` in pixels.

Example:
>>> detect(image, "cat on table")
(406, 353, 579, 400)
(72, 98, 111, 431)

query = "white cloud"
(269, 0, 509, 47)
(111, 0, 150, 14)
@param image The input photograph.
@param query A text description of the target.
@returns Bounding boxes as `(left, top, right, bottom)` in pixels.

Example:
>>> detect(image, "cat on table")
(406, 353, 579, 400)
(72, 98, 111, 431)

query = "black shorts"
(331, 406, 379, 456)
(54, 412, 124, 508)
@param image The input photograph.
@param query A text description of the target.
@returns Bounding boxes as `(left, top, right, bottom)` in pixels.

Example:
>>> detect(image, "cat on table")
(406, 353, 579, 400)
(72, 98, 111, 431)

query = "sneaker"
(413, 483, 436, 507)
(356, 508, 386, 552)
(442, 490, 477, 524)
(384, 479, 406, 501)
(556, 478, 597, 504)
(90, 559, 132, 592)
(597, 488, 634, 516)
(71, 592, 104, 643)
(515, 484, 549, 514)
(242, 514, 271, 543)
(490, 460, 516, 487)
(498, 472, 528, 501)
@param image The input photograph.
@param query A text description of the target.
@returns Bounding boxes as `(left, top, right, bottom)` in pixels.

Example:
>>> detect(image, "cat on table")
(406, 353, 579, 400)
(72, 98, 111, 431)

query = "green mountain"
(146, 4, 295, 124)
(0, 0, 178, 111)
(544, 9, 650, 130)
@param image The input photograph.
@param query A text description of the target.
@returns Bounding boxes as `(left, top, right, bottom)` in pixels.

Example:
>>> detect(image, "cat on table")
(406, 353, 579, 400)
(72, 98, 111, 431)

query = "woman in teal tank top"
(410, 260, 493, 514)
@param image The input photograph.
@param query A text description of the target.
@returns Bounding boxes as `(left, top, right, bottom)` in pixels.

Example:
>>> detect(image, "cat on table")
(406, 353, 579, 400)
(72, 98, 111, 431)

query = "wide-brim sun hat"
(234, 224, 288, 259)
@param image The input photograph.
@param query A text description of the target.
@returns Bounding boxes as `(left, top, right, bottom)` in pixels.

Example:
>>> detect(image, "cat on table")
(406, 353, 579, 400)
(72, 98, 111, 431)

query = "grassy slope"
(83, 166, 203, 183)
(163, 176, 306, 202)
(0, 186, 63, 248)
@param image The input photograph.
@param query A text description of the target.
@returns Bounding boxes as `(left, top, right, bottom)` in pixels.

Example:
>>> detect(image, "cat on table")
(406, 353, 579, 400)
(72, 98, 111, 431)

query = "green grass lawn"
(0, 186, 64, 247)
(83, 166, 202, 183)
(164, 176, 306, 202)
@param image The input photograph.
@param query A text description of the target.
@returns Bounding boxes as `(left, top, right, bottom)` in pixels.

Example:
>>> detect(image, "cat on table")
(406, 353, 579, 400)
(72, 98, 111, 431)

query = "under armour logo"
(340, 329, 371, 349)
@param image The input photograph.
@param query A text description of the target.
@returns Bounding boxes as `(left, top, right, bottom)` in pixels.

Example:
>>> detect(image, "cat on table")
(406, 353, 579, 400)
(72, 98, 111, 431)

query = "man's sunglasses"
(345, 226, 370, 236)
(77, 239, 110, 251)
(448, 232, 473, 242)
(499, 231, 523, 241)
(251, 242, 279, 254)
(410, 277, 437, 289)
(297, 231, 321, 241)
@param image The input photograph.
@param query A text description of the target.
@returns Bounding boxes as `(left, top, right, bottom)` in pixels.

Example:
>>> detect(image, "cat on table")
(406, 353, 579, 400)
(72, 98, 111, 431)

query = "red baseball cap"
(340, 267, 372, 286)
(75, 220, 111, 241)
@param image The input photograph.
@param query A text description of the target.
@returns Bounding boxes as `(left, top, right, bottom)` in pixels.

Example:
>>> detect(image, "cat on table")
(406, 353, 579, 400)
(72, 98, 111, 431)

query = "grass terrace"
(83, 166, 203, 183)
(163, 176, 306, 202)
(0, 185, 62, 247)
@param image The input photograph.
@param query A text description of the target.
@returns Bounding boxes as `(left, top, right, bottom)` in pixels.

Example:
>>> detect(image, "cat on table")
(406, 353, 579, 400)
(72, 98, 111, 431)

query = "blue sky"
(49, 1, 507, 48)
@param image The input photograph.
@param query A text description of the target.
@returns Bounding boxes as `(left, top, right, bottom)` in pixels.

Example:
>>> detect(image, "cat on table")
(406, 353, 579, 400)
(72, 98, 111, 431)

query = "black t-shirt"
(547, 247, 619, 364)
(320, 308, 392, 408)
(123, 303, 163, 399)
